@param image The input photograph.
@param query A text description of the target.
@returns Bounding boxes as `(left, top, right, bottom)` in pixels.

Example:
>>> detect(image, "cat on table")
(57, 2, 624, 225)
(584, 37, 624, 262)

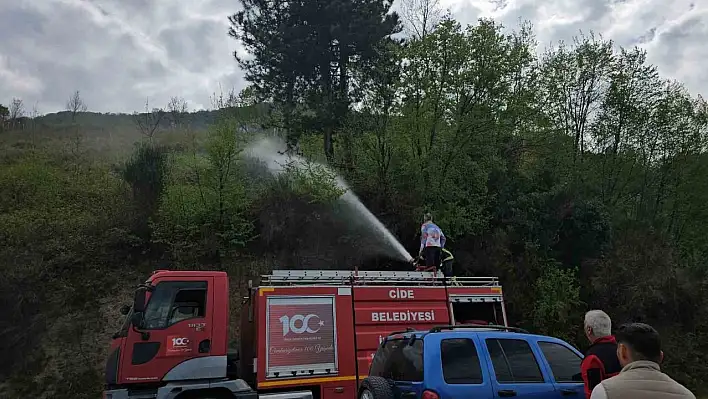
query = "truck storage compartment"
(450, 298, 504, 325)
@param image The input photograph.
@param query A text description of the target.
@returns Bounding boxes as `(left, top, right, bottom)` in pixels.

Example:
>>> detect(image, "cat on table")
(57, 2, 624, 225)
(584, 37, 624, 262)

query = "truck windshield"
(369, 338, 424, 381)
(142, 281, 207, 329)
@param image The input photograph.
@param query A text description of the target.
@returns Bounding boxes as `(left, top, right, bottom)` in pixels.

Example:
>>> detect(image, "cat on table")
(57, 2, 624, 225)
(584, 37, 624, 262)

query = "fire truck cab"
(104, 270, 507, 399)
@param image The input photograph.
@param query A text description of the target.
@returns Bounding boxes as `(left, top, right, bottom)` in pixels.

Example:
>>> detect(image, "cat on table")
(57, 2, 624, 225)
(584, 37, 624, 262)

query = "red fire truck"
(104, 269, 507, 399)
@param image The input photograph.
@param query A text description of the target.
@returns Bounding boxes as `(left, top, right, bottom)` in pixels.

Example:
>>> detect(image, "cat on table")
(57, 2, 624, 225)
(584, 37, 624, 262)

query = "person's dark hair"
(423, 212, 433, 222)
(615, 323, 662, 363)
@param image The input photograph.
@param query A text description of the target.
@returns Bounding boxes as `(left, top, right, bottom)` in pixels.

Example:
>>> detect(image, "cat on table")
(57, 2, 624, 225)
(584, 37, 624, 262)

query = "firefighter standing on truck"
(419, 212, 446, 269)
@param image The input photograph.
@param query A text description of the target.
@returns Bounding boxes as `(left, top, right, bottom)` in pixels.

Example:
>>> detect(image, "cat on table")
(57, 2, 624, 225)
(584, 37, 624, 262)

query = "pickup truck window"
(142, 281, 207, 330)
(486, 339, 544, 383)
(441, 338, 483, 384)
(538, 341, 582, 383)
(370, 338, 424, 381)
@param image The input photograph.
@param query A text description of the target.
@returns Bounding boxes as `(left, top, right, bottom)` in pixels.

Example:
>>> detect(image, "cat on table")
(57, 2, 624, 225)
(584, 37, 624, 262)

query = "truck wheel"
(360, 376, 394, 399)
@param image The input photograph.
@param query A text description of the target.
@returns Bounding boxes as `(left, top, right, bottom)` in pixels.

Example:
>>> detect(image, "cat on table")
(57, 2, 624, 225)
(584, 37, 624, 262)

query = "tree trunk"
(324, 128, 334, 163)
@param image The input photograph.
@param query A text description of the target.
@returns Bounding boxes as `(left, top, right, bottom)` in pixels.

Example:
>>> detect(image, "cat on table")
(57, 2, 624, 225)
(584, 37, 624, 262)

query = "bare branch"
(132, 97, 166, 141)
(211, 85, 240, 110)
(399, 0, 443, 40)
(9, 98, 24, 120)
(66, 90, 87, 122)
(29, 101, 40, 132)
(167, 96, 189, 129)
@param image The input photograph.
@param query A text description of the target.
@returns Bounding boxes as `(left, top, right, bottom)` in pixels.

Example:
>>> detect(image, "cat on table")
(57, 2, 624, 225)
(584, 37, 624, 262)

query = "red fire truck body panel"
(351, 286, 452, 376)
(254, 286, 357, 390)
(251, 271, 507, 395)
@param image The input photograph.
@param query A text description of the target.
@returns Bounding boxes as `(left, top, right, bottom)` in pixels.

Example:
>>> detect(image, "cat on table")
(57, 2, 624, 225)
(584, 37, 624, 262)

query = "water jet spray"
(244, 137, 411, 262)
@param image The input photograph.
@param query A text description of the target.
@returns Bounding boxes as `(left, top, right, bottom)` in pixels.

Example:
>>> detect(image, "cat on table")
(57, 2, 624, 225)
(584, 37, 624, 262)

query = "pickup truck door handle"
(560, 389, 578, 396)
(498, 390, 517, 397)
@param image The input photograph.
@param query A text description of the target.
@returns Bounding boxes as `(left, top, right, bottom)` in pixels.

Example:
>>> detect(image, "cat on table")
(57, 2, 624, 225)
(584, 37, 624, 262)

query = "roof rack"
(260, 269, 500, 288)
(387, 328, 416, 337)
(428, 324, 529, 334)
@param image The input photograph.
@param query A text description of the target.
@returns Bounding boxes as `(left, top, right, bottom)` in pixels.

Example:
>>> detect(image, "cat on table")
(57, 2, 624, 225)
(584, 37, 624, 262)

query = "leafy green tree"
(539, 34, 614, 175)
(531, 261, 582, 342)
(343, 40, 402, 202)
(121, 143, 169, 240)
(152, 109, 257, 266)
(392, 17, 537, 236)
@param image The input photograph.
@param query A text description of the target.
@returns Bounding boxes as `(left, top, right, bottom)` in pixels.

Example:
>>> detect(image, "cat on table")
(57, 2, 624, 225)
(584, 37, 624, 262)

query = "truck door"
(534, 340, 584, 398)
(119, 277, 214, 384)
(422, 333, 494, 399)
(479, 336, 557, 398)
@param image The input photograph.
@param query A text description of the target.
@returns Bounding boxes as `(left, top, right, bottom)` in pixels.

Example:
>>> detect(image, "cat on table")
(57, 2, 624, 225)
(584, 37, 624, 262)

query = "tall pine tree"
(229, 0, 401, 161)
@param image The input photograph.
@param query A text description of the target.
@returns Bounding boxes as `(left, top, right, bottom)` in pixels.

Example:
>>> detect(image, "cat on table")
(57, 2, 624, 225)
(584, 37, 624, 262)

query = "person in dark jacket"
(581, 310, 622, 399)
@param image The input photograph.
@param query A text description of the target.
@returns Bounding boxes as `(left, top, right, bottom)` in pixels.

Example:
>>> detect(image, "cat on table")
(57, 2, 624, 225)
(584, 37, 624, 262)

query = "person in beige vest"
(590, 322, 695, 399)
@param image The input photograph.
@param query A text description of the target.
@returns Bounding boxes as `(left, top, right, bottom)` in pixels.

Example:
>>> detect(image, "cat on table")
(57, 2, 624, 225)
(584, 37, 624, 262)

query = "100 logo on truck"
(279, 314, 323, 336)
(266, 297, 337, 373)
(166, 335, 193, 356)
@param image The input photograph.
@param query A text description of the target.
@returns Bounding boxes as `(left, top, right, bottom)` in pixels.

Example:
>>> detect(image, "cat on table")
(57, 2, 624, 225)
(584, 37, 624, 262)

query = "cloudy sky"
(0, 0, 705, 115)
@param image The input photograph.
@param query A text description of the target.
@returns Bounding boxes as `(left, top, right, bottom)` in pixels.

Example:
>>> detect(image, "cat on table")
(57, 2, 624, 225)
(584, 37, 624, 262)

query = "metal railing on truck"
(259, 269, 500, 287)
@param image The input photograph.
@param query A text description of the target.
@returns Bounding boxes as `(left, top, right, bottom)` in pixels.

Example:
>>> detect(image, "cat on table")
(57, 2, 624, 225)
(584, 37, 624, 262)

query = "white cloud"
(0, 54, 44, 94)
(476, 0, 707, 97)
(0, 0, 705, 114)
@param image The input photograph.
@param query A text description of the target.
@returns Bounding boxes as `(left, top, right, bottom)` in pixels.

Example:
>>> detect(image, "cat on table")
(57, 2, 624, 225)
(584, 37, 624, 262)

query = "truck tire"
(359, 376, 394, 399)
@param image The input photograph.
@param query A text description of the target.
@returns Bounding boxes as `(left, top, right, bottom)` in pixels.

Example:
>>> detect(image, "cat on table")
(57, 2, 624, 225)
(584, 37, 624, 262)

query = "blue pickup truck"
(359, 325, 584, 399)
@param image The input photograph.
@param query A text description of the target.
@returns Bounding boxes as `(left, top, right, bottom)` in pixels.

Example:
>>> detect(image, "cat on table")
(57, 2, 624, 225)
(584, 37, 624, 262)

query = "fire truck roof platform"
(259, 269, 500, 287)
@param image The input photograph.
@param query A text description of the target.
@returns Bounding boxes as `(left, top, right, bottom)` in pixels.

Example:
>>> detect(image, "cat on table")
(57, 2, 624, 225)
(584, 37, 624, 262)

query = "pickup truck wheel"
(360, 376, 394, 399)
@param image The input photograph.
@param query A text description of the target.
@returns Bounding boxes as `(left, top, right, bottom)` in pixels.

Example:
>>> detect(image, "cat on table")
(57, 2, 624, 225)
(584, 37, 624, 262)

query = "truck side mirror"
(133, 287, 147, 313)
(130, 311, 144, 328)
